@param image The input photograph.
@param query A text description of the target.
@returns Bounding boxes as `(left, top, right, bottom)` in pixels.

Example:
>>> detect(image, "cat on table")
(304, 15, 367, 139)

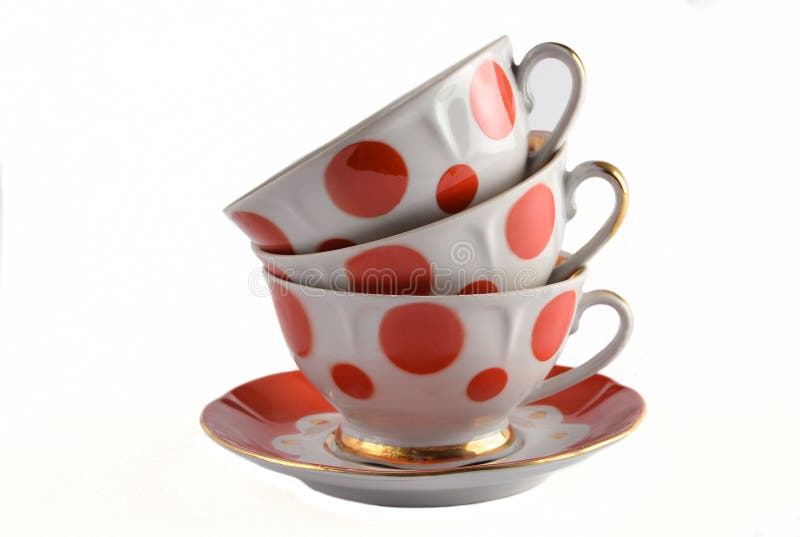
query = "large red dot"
(470, 60, 516, 140)
(467, 368, 508, 402)
(331, 363, 374, 399)
(459, 279, 499, 295)
(324, 141, 408, 217)
(436, 164, 479, 214)
(379, 303, 464, 374)
(231, 211, 294, 254)
(271, 290, 312, 357)
(505, 184, 556, 260)
(345, 245, 431, 295)
(532, 291, 577, 362)
(317, 238, 356, 252)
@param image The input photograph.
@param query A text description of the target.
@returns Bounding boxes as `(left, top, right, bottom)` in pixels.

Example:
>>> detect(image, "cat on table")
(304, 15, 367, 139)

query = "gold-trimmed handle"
(548, 160, 628, 284)
(524, 290, 633, 403)
(515, 42, 586, 171)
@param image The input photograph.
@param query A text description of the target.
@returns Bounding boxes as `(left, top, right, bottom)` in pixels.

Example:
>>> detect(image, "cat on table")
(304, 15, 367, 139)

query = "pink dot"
(532, 291, 577, 362)
(331, 363, 374, 399)
(325, 141, 408, 217)
(467, 368, 508, 402)
(470, 60, 516, 140)
(271, 289, 312, 358)
(379, 303, 464, 374)
(436, 164, 478, 214)
(231, 211, 294, 254)
(505, 184, 555, 260)
(345, 245, 431, 295)
(459, 279, 499, 295)
(317, 238, 356, 252)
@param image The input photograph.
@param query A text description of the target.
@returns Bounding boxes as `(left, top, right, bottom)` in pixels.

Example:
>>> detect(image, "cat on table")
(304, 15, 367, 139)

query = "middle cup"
(255, 143, 628, 295)
(266, 264, 632, 467)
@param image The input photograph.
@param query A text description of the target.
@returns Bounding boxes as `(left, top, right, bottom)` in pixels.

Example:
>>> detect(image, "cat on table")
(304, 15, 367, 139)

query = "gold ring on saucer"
(331, 426, 515, 466)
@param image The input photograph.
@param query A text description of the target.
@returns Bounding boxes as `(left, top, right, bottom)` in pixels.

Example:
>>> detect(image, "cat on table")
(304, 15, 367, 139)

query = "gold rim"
(592, 160, 629, 238)
(528, 131, 552, 154)
(199, 403, 646, 477)
(332, 427, 514, 465)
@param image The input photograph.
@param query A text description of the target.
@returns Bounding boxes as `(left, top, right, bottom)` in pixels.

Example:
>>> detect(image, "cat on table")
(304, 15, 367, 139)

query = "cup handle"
(514, 42, 586, 171)
(547, 161, 629, 284)
(522, 290, 633, 404)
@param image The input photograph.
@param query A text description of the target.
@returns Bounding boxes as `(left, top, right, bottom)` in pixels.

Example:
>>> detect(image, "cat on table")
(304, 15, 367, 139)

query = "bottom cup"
(266, 265, 632, 467)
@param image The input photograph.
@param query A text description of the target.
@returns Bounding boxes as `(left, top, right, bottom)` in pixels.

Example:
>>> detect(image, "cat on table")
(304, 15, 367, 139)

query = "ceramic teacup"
(225, 37, 585, 254)
(254, 142, 627, 294)
(266, 265, 632, 467)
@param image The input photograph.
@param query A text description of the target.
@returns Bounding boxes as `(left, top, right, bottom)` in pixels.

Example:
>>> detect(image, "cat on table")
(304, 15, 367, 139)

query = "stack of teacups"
(225, 37, 632, 469)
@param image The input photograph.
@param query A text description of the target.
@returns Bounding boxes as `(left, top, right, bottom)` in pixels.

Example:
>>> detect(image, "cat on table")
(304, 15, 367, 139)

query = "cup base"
(327, 426, 518, 469)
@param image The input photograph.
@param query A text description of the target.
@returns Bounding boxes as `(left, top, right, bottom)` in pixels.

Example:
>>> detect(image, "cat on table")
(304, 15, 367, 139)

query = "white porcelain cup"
(254, 143, 627, 294)
(266, 265, 632, 467)
(225, 37, 585, 254)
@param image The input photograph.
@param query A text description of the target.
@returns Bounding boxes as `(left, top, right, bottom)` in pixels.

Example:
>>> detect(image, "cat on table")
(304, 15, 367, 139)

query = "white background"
(1, 0, 799, 535)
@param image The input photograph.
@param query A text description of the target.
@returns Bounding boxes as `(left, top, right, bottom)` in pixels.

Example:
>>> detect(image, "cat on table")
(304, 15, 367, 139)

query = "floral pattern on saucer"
(272, 407, 590, 468)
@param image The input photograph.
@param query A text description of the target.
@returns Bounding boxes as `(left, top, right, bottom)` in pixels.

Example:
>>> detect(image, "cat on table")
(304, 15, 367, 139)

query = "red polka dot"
(436, 164, 478, 214)
(459, 279, 499, 295)
(271, 290, 312, 358)
(231, 211, 294, 254)
(379, 303, 464, 374)
(345, 245, 431, 295)
(331, 363, 374, 399)
(505, 184, 556, 260)
(317, 238, 356, 252)
(470, 60, 516, 140)
(325, 141, 408, 217)
(532, 291, 577, 362)
(467, 368, 508, 402)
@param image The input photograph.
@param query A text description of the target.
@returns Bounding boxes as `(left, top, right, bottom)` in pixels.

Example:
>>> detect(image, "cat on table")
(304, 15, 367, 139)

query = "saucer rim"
(200, 370, 646, 478)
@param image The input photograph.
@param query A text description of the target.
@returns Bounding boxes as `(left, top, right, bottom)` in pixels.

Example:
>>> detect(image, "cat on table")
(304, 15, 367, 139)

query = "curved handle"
(514, 42, 585, 171)
(523, 290, 633, 403)
(547, 160, 628, 284)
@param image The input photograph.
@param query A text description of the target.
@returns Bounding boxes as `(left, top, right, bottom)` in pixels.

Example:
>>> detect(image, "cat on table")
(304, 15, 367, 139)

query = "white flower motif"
(272, 406, 590, 466)
(509, 405, 591, 458)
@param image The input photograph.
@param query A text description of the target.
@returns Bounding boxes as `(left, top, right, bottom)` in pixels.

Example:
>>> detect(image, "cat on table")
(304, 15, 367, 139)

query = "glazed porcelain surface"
(224, 38, 585, 254)
(254, 144, 627, 294)
(200, 367, 645, 507)
(265, 267, 632, 451)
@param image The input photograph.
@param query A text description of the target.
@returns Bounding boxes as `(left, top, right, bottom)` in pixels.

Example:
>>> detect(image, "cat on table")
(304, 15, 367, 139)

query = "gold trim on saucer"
(200, 402, 646, 477)
(332, 427, 514, 466)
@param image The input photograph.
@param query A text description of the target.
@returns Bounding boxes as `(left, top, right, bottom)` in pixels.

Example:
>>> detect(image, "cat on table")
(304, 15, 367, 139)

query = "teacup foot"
(326, 426, 521, 470)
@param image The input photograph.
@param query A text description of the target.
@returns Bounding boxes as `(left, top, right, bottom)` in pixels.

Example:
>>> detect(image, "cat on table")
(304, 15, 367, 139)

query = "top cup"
(224, 37, 585, 254)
